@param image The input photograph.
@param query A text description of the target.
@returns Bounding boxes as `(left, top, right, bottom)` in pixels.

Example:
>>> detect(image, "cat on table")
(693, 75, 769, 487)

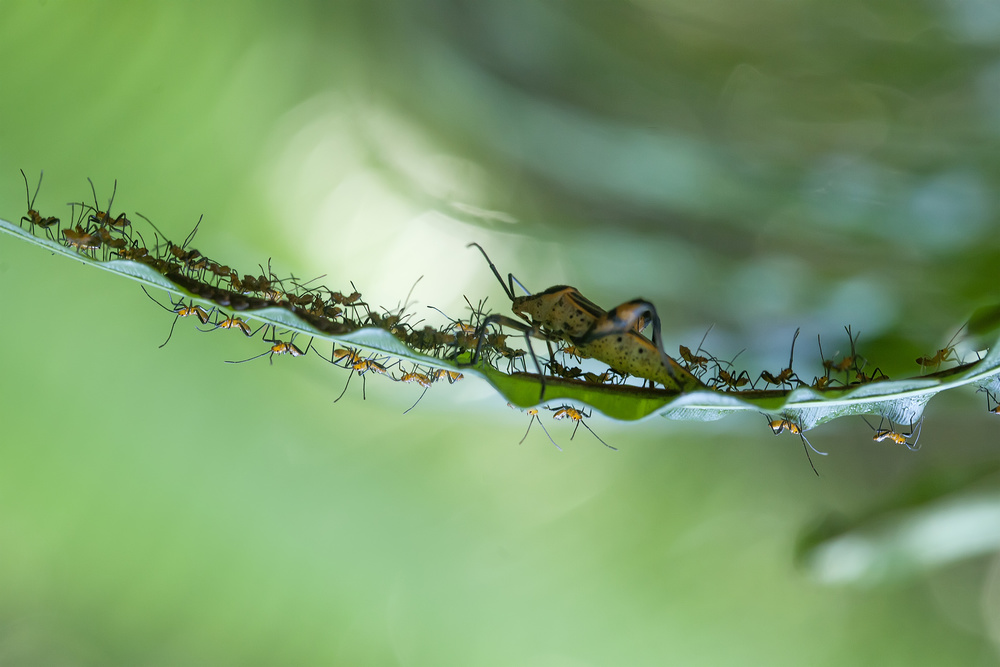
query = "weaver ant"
(225, 327, 314, 365)
(198, 312, 262, 337)
(432, 369, 463, 384)
(19, 170, 60, 239)
(678, 325, 719, 378)
(400, 368, 434, 414)
(548, 406, 616, 451)
(759, 328, 804, 390)
(861, 416, 923, 451)
(332, 348, 392, 402)
(142, 286, 215, 348)
(467, 243, 702, 398)
(762, 413, 826, 476)
(916, 323, 966, 373)
(708, 349, 751, 391)
(62, 223, 102, 255)
(517, 407, 561, 450)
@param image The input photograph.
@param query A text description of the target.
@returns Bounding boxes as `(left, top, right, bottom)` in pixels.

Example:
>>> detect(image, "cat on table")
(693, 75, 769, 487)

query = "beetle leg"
(577, 299, 680, 386)
(471, 313, 549, 400)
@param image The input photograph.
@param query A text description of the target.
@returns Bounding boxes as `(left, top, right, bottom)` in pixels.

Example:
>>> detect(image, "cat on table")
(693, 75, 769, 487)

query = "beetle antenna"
(467, 242, 516, 302)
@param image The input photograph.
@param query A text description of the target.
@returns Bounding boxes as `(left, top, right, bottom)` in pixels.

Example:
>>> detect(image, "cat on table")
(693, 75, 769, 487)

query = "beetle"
(466, 243, 703, 395)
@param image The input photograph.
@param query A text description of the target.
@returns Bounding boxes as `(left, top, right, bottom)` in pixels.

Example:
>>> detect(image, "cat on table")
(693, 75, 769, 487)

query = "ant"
(400, 368, 434, 414)
(142, 286, 215, 348)
(467, 243, 702, 398)
(198, 312, 262, 337)
(816, 326, 860, 386)
(225, 327, 314, 365)
(708, 349, 751, 391)
(85, 177, 130, 231)
(759, 328, 805, 390)
(916, 323, 966, 373)
(516, 407, 562, 450)
(62, 223, 102, 254)
(548, 406, 617, 451)
(432, 369, 463, 384)
(762, 413, 827, 476)
(19, 170, 60, 239)
(678, 325, 718, 377)
(332, 348, 392, 402)
(852, 363, 889, 385)
(861, 416, 923, 451)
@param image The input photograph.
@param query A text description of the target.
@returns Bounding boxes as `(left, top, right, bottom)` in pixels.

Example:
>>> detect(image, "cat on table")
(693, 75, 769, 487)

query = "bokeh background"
(3, 1, 1000, 664)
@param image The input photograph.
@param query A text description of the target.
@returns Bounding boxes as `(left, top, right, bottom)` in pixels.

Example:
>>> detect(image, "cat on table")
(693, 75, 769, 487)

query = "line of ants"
(14, 171, 986, 470)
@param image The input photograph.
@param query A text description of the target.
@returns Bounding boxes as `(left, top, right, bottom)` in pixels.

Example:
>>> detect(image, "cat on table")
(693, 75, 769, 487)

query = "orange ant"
(141, 286, 215, 348)
(815, 326, 860, 387)
(225, 327, 314, 365)
(853, 364, 889, 384)
(708, 349, 751, 391)
(400, 368, 434, 414)
(516, 407, 561, 450)
(62, 223, 102, 254)
(759, 328, 804, 390)
(916, 324, 966, 373)
(432, 369, 463, 384)
(548, 406, 616, 451)
(467, 243, 701, 397)
(198, 312, 261, 337)
(583, 370, 618, 385)
(332, 348, 392, 402)
(678, 325, 718, 377)
(84, 177, 131, 234)
(19, 170, 60, 239)
(714, 368, 752, 391)
(762, 413, 826, 476)
(861, 416, 922, 451)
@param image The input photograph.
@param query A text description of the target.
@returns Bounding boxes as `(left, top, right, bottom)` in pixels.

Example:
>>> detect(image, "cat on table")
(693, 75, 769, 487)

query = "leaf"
(3, 215, 998, 430)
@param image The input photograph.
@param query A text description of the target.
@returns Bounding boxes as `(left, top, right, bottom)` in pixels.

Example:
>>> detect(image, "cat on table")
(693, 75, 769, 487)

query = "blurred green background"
(3, 1, 1000, 664)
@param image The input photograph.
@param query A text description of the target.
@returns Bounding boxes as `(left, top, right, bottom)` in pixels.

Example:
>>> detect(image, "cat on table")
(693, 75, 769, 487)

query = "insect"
(916, 324, 966, 373)
(517, 407, 561, 450)
(548, 406, 616, 451)
(62, 224, 102, 253)
(758, 328, 804, 390)
(467, 243, 702, 397)
(852, 363, 889, 385)
(84, 177, 131, 233)
(225, 328, 314, 365)
(708, 349, 751, 391)
(142, 286, 215, 348)
(198, 312, 260, 337)
(332, 348, 392, 402)
(19, 170, 60, 239)
(678, 325, 718, 377)
(861, 416, 923, 451)
(400, 369, 434, 414)
(432, 369, 463, 384)
(762, 414, 827, 476)
(714, 367, 753, 391)
(819, 326, 861, 380)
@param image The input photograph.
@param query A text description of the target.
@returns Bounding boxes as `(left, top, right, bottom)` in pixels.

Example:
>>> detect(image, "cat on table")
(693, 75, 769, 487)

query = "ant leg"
(159, 314, 181, 349)
(334, 369, 354, 403)
(403, 387, 429, 415)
